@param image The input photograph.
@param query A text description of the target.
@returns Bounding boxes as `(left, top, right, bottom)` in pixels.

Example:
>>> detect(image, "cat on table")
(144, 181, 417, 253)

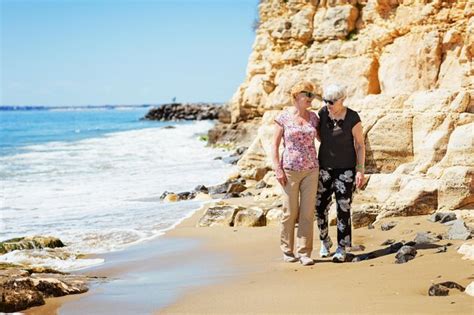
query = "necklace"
(327, 107, 346, 130)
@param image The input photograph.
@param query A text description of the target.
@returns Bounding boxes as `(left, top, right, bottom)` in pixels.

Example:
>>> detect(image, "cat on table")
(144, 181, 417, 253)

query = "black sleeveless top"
(318, 106, 361, 169)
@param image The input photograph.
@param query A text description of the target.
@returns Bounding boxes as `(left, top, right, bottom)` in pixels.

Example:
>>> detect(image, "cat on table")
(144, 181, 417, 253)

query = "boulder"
(414, 232, 441, 244)
(143, 103, 224, 121)
(352, 206, 378, 229)
(0, 236, 65, 254)
(428, 282, 465, 296)
(428, 212, 457, 224)
(381, 221, 397, 231)
(465, 282, 474, 297)
(163, 193, 178, 202)
(457, 243, 474, 260)
(447, 220, 471, 240)
(194, 185, 209, 194)
(227, 182, 247, 194)
(0, 270, 89, 313)
(265, 208, 283, 226)
(395, 245, 417, 264)
(233, 207, 266, 227)
(197, 205, 244, 227)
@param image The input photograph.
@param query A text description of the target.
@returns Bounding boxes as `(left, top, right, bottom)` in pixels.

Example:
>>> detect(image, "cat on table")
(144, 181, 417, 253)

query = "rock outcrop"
(0, 236, 65, 254)
(0, 266, 92, 313)
(211, 0, 473, 221)
(143, 103, 227, 121)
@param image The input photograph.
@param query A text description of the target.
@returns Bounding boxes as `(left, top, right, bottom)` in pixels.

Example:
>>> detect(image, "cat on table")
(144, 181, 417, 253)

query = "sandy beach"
(25, 195, 474, 315)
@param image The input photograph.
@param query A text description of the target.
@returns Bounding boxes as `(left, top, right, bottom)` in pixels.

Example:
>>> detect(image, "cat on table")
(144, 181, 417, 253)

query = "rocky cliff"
(212, 0, 473, 221)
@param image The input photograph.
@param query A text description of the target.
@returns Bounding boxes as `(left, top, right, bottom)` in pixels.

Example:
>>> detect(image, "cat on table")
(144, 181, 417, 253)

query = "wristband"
(356, 164, 365, 170)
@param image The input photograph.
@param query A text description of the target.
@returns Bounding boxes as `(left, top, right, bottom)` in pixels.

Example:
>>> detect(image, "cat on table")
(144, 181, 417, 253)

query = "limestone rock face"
(222, 0, 473, 217)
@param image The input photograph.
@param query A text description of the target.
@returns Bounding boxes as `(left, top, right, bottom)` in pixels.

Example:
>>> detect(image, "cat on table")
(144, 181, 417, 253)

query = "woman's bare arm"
(273, 124, 287, 186)
(352, 122, 365, 188)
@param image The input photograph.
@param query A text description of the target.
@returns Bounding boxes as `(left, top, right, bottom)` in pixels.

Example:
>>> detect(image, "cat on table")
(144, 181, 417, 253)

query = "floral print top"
(275, 109, 319, 171)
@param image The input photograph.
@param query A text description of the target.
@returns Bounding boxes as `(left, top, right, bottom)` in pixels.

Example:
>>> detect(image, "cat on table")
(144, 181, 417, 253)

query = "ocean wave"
(0, 121, 236, 271)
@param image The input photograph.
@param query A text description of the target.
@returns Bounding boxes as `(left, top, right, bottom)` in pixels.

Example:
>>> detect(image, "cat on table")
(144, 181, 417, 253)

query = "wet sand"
(27, 201, 474, 315)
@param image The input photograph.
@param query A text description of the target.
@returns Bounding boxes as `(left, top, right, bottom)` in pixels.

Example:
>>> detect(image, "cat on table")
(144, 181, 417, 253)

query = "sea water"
(0, 106, 235, 271)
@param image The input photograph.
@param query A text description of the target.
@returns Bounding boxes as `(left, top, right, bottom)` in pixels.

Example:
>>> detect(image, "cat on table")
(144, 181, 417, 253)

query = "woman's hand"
(355, 171, 365, 189)
(276, 167, 288, 186)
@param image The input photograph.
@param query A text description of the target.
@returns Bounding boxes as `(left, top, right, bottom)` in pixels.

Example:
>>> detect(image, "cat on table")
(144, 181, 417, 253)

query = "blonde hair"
(290, 81, 316, 104)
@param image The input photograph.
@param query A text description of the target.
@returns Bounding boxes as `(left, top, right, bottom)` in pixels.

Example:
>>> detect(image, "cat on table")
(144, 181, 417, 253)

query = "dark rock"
(0, 236, 65, 254)
(0, 278, 44, 313)
(223, 192, 241, 199)
(177, 191, 196, 200)
(162, 125, 176, 129)
(255, 180, 268, 189)
(235, 146, 248, 155)
(227, 183, 247, 194)
(381, 221, 397, 231)
(208, 183, 229, 195)
(143, 103, 224, 121)
(395, 245, 417, 263)
(429, 282, 465, 296)
(368, 223, 375, 229)
(159, 191, 171, 199)
(436, 246, 448, 253)
(213, 156, 223, 160)
(240, 191, 254, 197)
(345, 253, 356, 262)
(222, 155, 241, 165)
(194, 185, 209, 194)
(428, 212, 457, 224)
(352, 242, 404, 262)
(414, 232, 442, 244)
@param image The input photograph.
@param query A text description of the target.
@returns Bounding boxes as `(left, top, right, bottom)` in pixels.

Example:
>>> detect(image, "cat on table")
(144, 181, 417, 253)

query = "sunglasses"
(327, 117, 344, 130)
(323, 98, 338, 105)
(300, 91, 315, 99)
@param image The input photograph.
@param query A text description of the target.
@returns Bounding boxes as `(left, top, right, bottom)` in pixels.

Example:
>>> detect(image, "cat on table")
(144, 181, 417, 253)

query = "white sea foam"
(0, 121, 236, 271)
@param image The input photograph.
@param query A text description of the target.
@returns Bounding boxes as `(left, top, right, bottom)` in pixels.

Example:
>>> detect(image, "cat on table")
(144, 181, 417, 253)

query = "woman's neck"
(329, 105, 345, 118)
(292, 106, 308, 117)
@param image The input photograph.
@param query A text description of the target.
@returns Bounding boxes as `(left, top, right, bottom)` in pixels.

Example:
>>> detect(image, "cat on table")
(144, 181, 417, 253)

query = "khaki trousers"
(280, 168, 319, 258)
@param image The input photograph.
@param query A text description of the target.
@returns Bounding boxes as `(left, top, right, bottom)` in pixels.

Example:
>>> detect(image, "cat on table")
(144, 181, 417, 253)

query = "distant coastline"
(0, 103, 225, 111)
(0, 104, 154, 111)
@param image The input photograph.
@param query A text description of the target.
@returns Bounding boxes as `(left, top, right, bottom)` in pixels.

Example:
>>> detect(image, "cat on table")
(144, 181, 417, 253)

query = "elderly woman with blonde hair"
(272, 81, 319, 266)
(316, 84, 366, 263)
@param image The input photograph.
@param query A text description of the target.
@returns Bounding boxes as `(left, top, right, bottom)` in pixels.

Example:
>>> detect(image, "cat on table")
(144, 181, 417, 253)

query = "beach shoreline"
(25, 194, 474, 314)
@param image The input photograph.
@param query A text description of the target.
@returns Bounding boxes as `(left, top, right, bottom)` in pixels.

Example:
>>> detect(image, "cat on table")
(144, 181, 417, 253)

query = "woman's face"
(325, 98, 343, 112)
(294, 91, 315, 109)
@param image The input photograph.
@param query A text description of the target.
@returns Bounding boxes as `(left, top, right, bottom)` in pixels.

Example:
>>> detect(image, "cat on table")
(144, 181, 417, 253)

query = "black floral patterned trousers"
(315, 167, 356, 249)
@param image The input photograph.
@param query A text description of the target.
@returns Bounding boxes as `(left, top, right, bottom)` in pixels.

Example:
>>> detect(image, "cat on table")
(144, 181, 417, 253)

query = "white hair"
(323, 84, 347, 101)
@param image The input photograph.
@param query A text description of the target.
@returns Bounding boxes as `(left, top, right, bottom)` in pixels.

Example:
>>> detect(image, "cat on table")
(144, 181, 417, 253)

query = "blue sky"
(1, 0, 258, 106)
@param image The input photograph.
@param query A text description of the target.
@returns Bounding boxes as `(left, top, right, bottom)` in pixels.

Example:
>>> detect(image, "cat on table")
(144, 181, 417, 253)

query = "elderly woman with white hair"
(316, 84, 365, 263)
